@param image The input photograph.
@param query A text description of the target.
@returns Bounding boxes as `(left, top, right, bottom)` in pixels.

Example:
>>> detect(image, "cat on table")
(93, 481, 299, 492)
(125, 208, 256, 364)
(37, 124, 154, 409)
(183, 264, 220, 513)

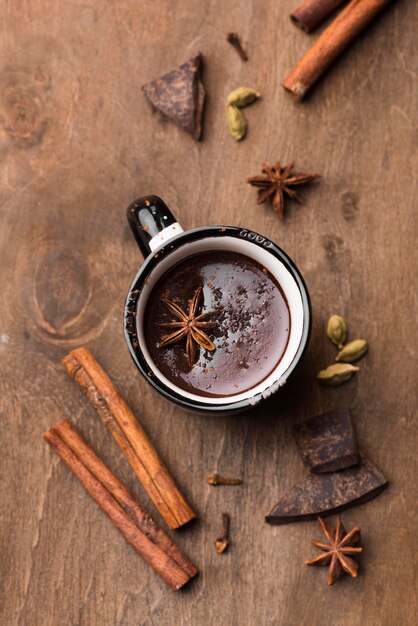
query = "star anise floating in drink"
(159, 286, 218, 367)
(305, 516, 363, 586)
(246, 162, 320, 220)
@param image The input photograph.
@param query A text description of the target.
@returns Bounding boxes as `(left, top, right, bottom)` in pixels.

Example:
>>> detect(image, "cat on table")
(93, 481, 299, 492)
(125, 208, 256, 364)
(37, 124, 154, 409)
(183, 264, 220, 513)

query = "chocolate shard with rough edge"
(292, 408, 360, 473)
(142, 54, 206, 140)
(265, 457, 388, 525)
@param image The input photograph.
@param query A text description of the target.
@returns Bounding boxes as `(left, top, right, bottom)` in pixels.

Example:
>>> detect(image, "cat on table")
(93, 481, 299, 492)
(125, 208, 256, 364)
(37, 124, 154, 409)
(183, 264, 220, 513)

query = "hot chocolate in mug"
(124, 195, 311, 414)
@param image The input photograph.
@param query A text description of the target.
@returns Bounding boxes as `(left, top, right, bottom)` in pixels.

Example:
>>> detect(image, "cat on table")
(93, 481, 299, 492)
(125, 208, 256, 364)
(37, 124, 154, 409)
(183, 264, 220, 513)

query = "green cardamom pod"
(317, 363, 359, 386)
(336, 339, 368, 363)
(226, 105, 247, 141)
(326, 315, 347, 349)
(226, 87, 261, 108)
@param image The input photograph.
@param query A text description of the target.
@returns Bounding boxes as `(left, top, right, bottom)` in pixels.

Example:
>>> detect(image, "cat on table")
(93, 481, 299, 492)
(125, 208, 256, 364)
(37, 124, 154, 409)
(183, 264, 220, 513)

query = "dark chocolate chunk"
(142, 54, 205, 140)
(292, 409, 360, 473)
(265, 457, 388, 525)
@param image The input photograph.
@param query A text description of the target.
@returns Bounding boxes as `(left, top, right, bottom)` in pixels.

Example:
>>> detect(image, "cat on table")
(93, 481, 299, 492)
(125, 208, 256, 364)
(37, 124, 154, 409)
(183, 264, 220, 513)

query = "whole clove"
(226, 32, 249, 61)
(207, 473, 243, 486)
(215, 513, 231, 553)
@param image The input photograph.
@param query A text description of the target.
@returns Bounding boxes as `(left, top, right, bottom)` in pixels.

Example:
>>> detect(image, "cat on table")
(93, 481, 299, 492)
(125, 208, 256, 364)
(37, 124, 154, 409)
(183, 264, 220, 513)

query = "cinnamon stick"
(54, 419, 197, 578)
(283, 0, 394, 100)
(62, 348, 196, 529)
(44, 425, 197, 590)
(290, 0, 347, 33)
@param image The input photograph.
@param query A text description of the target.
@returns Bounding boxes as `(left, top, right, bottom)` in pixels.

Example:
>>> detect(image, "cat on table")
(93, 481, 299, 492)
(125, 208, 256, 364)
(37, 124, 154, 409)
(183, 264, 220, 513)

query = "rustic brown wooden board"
(1, 1, 417, 625)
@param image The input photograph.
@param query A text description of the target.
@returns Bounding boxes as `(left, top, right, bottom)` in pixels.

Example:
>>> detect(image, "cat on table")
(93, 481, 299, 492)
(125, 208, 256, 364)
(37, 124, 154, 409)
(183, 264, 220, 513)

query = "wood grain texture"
(0, 1, 417, 625)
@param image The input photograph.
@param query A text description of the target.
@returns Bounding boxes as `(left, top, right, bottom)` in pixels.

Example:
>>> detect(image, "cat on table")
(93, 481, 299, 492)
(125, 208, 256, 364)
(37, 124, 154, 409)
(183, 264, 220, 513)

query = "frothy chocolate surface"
(143, 251, 290, 398)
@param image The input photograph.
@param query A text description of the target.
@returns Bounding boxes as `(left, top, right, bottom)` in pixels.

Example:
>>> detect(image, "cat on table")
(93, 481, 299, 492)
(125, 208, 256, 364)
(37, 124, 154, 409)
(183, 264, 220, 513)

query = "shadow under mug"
(124, 195, 311, 415)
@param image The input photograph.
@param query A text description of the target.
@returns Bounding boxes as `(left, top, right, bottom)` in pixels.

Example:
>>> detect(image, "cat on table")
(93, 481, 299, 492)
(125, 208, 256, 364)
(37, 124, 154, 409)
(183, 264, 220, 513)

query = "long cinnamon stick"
(290, 0, 347, 33)
(54, 419, 197, 578)
(62, 348, 196, 529)
(43, 426, 196, 590)
(283, 0, 394, 100)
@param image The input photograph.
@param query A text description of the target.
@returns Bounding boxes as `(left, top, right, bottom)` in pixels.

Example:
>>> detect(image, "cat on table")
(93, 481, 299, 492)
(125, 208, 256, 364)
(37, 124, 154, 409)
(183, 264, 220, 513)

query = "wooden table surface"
(1, 1, 417, 625)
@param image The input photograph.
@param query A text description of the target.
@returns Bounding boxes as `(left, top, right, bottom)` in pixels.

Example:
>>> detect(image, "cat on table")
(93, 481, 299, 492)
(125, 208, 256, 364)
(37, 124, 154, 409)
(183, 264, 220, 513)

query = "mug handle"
(126, 195, 184, 257)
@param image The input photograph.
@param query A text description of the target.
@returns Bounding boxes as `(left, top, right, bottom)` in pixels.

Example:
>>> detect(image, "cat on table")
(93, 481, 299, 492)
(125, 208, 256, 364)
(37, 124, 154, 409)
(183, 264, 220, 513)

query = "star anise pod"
(159, 286, 218, 367)
(246, 162, 320, 220)
(305, 517, 363, 586)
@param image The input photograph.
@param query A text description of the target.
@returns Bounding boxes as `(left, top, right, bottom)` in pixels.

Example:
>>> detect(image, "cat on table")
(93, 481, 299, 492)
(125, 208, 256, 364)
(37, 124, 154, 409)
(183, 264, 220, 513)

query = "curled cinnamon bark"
(62, 347, 196, 530)
(44, 422, 197, 589)
(54, 419, 197, 578)
(290, 0, 347, 33)
(283, 0, 394, 100)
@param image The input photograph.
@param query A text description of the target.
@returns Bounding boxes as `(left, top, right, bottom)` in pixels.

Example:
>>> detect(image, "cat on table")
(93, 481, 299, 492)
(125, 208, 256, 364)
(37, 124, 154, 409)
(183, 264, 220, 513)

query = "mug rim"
(124, 225, 311, 414)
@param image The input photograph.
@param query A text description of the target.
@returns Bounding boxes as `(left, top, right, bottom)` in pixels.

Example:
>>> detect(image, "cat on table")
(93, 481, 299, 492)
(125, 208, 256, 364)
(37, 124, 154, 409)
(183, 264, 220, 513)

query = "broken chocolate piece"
(142, 54, 206, 140)
(265, 457, 388, 525)
(292, 409, 360, 473)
